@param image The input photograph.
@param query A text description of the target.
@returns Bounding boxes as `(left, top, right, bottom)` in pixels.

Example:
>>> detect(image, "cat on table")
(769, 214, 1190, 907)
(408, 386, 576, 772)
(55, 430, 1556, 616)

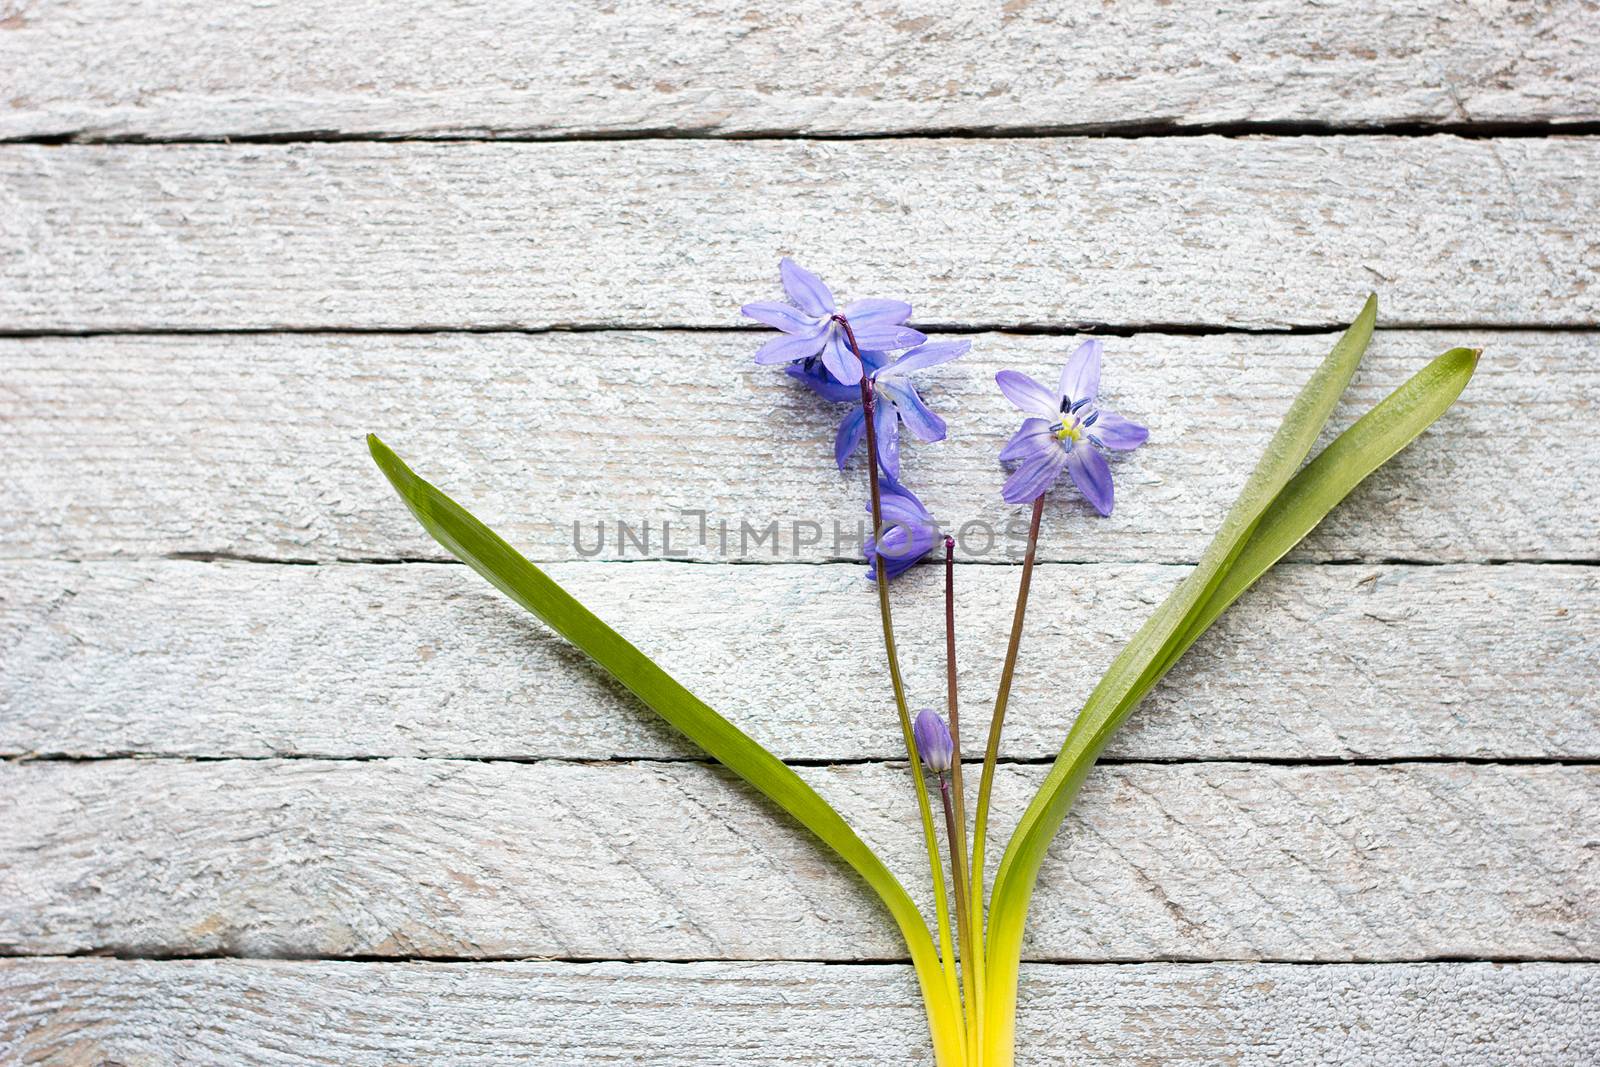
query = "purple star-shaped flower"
(789, 340, 970, 478)
(742, 258, 926, 386)
(996, 340, 1148, 513)
(864, 476, 941, 582)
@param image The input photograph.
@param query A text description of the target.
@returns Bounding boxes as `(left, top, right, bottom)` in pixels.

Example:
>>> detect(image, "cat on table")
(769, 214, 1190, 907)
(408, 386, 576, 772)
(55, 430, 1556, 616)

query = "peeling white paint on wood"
(2, 1, 1598, 141)
(1, 138, 1596, 331)
(2, 759, 1593, 962)
(3, 331, 1590, 563)
(2, 958, 1595, 1065)
(2, 559, 1594, 763)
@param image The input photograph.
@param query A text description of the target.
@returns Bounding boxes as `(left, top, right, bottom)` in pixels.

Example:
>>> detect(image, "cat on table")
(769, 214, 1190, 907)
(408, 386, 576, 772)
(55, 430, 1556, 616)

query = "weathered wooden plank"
(3, 331, 1591, 563)
(1, 138, 1595, 331)
(2, 759, 1592, 962)
(2, 958, 1593, 1066)
(3, 1, 1598, 141)
(3, 560, 1594, 762)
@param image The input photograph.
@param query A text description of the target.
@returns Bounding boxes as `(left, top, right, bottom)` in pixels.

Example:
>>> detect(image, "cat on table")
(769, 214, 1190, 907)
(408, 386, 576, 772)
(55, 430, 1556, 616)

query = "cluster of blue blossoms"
(742, 259, 1147, 580)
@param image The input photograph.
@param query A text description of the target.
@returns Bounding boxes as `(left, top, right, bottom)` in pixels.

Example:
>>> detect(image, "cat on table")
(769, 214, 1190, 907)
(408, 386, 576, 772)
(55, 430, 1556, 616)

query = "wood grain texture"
(2, 4, 1593, 1051)
(1, 138, 1596, 331)
(3, 559, 1594, 763)
(3, 1, 1598, 141)
(4, 330, 1592, 563)
(2, 759, 1593, 962)
(2, 958, 1595, 1066)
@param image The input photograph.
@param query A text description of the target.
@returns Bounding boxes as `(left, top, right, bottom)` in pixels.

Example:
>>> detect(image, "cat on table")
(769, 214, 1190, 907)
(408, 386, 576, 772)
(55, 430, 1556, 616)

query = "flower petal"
(999, 418, 1058, 462)
(866, 523, 934, 581)
(881, 339, 970, 377)
(913, 709, 954, 772)
(879, 494, 927, 528)
(851, 323, 927, 350)
(779, 258, 835, 316)
(866, 488, 939, 581)
(995, 370, 1060, 418)
(1059, 340, 1102, 406)
(877, 473, 926, 515)
(786, 361, 860, 403)
(879, 380, 946, 443)
(1001, 449, 1068, 505)
(834, 406, 867, 469)
(1067, 445, 1115, 515)
(818, 329, 864, 385)
(859, 349, 893, 377)
(873, 393, 901, 478)
(1086, 408, 1148, 451)
(754, 331, 826, 365)
(741, 300, 822, 335)
(841, 298, 912, 327)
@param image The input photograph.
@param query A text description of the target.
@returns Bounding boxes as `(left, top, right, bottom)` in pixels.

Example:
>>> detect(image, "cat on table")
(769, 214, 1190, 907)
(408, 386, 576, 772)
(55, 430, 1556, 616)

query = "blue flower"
(996, 340, 1148, 513)
(742, 258, 926, 386)
(913, 709, 954, 774)
(784, 352, 881, 404)
(864, 476, 942, 582)
(788, 341, 970, 479)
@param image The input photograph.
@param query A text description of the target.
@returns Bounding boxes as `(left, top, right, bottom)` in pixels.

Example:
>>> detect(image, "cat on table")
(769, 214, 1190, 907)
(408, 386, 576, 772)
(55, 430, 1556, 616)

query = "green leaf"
(980, 302, 1483, 1063)
(365, 434, 966, 1063)
(1183, 346, 1480, 652)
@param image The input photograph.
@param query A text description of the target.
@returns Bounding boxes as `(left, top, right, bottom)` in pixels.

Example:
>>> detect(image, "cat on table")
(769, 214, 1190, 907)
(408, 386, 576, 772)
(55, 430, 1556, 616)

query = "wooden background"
(2, 2, 1598, 1063)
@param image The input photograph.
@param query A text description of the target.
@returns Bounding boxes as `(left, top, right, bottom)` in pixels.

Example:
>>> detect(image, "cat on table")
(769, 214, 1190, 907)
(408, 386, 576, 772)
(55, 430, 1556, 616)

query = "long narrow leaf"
(1096, 347, 1484, 744)
(366, 434, 966, 1061)
(1185, 346, 1480, 652)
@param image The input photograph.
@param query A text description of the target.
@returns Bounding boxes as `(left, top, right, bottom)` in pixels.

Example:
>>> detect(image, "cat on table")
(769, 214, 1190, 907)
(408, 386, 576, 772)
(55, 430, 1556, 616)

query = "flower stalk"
(845, 315, 965, 1052)
(970, 493, 1045, 936)
(943, 536, 981, 1056)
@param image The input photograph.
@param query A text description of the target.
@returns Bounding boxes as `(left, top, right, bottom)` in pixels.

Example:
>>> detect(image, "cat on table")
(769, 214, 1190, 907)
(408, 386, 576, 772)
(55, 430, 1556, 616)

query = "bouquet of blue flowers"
(369, 259, 1478, 1065)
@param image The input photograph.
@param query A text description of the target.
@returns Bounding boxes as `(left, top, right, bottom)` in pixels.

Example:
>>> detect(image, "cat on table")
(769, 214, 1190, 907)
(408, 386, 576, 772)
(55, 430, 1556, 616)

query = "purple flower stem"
(944, 536, 962, 755)
(843, 315, 964, 1017)
(970, 493, 1046, 941)
(943, 536, 981, 1036)
(936, 772, 976, 1008)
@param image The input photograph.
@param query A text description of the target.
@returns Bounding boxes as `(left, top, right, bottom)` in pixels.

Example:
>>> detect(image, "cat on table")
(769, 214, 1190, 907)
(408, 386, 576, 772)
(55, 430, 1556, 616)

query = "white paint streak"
(1, 140, 1596, 330)
(2, 560, 1594, 762)
(2, 1, 1597, 139)
(1, 760, 1593, 962)
(2, 959, 1595, 1065)
(2, 331, 1590, 562)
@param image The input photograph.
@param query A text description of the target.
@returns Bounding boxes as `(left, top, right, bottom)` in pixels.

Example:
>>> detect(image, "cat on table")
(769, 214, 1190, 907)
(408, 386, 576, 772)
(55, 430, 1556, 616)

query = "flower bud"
(913, 709, 954, 774)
